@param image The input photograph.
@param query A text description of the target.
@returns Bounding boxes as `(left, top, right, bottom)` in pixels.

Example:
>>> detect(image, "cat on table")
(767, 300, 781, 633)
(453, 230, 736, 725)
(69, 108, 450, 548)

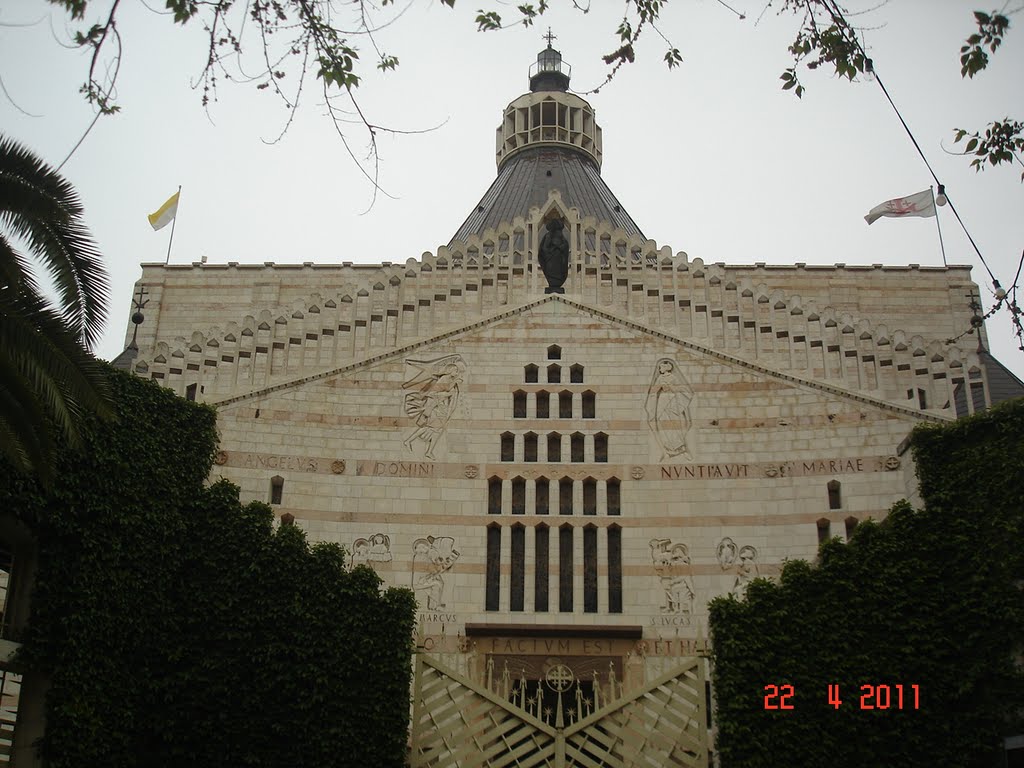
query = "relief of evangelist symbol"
(650, 538, 695, 622)
(351, 533, 393, 567)
(402, 355, 467, 460)
(718, 537, 760, 597)
(645, 358, 695, 462)
(412, 535, 461, 610)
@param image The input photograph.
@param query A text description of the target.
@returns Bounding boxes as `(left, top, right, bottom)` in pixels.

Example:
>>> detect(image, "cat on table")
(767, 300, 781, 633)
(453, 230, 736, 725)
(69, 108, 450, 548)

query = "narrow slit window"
(559, 477, 573, 515)
(559, 525, 573, 612)
(607, 478, 621, 516)
(583, 525, 598, 613)
(535, 525, 550, 612)
(827, 480, 842, 510)
(270, 476, 284, 505)
(570, 364, 584, 383)
(524, 432, 538, 462)
(488, 477, 502, 515)
(817, 517, 831, 544)
(525, 364, 539, 383)
(594, 433, 608, 463)
(185, 383, 198, 401)
(536, 391, 550, 419)
(513, 390, 527, 418)
(548, 364, 561, 384)
(571, 432, 584, 462)
(547, 432, 561, 462)
(510, 525, 525, 612)
(583, 478, 597, 515)
(559, 391, 573, 419)
(535, 477, 549, 515)
(501, 432, 515, 462)
(608, 525, 622, 613)
(512, 477, 526, 515)
(582, 390, 596, 419)
(486, 525, 501, 611)
(845, 516, 858, 540)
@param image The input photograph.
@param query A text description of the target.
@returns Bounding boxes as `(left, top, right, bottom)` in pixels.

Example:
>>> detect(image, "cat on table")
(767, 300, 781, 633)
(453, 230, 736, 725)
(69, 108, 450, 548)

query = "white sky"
(2, 0, 1022, 380)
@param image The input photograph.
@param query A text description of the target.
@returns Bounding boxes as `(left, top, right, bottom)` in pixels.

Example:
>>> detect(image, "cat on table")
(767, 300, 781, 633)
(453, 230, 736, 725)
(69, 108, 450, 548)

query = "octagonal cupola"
(495, 42, 603, 171)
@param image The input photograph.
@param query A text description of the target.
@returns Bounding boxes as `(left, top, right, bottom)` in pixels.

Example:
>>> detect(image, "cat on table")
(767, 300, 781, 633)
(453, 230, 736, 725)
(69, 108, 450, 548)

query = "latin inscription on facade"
(239, 453, 319, 472)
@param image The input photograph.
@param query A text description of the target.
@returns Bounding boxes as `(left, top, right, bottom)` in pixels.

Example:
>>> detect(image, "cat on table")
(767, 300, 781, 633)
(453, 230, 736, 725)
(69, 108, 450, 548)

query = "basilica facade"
(117, 44, 1020, 767)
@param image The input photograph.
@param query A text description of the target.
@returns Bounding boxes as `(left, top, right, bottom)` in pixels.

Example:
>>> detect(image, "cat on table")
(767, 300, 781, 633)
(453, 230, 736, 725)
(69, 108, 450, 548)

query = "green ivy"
(709, 398, 1024, 768)
(0, 367, 415, 767)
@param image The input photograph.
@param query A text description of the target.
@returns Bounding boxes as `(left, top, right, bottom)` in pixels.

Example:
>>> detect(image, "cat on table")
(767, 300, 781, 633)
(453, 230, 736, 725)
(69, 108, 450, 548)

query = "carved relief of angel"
(644, 358, 694, 461)
(402, 355, 467, 459)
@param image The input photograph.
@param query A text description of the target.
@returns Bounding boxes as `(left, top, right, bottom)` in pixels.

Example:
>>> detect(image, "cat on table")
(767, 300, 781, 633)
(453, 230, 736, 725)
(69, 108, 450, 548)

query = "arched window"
(485, 525, 501, 611)
(510, 524, 525, 612)
(559, 477, 573, 515)
(535, 524, 550, 612)
(547, 432, 561, 462)
(524, 364, 539, 383)
(559, 390, 573, 418)
(827, 480, 842, 510)
(571, 432, 584, 462)
(488, 476, 502, 515)
(845, 516, 859, 540)
(513, 390, 527, 418)
(535, 477, 550, 515)
(547, 344, 562, 360)
(607, 525, 622, 613)
(547, 364, 561, 384)
(594, 432, 608, 463)
(501, 432, 515, 462)
(582, 390, 596, 419)
(512, 477, 526, 514)
(583, 478, 597, 515)
(536, 390, 550, 418)
(570, 364, 584, 383)
(524, 432, 538, 462)
(583, 524, 598, 613)
(817, 517, 831, 544)
(559, 524, 573, 612)
(270, 476, 284, 505)
(607, 478, 621, 515)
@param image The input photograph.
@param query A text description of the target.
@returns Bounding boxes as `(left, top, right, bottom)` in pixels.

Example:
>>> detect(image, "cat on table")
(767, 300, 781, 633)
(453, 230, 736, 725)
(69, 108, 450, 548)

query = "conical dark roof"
(450, 147, 643, 244)
(450, 43, 643, 245)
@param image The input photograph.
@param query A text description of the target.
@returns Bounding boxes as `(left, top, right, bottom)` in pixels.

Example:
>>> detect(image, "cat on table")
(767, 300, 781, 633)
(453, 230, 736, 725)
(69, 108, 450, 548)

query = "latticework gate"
(410, 653, 707, 767)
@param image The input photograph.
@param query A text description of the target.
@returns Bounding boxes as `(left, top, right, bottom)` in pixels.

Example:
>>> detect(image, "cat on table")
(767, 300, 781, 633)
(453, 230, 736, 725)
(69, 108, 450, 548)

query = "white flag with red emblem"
(864, 189, 935, 225)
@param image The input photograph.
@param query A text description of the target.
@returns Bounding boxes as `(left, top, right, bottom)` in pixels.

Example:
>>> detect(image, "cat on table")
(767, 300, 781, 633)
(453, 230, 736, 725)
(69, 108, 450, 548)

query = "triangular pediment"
(215, 294, 949, 425)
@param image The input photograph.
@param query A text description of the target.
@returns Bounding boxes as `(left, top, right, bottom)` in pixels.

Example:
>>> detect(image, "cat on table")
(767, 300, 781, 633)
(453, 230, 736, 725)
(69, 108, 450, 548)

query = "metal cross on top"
(543, 27, 557, 47)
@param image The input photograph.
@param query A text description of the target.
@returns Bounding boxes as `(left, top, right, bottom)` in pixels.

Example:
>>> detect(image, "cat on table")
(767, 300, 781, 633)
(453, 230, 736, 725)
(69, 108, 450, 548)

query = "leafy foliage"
(954, 120, 1024, 181)
(709, 398, 1024, 768)
(0, 135, 112, 483)
(3, 367, 415, 768)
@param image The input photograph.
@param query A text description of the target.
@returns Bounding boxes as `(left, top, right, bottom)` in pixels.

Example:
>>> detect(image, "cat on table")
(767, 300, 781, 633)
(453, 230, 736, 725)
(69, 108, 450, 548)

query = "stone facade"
(117, 46, 1010, 762)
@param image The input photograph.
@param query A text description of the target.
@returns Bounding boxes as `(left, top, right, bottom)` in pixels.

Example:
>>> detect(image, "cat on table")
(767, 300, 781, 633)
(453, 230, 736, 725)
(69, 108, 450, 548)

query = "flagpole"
(164, 185, 182, 265)
(930, 186, 947, 267)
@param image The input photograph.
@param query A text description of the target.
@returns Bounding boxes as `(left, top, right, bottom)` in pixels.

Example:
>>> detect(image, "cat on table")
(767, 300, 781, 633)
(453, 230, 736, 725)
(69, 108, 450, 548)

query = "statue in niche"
(644, 358, 695, 461)
(649, 538, 695, 620)
(412, 536, 461, 610)
(402, 355, 467, 459)
(716, 537, 737, 570)
(538, 218, 570, 294)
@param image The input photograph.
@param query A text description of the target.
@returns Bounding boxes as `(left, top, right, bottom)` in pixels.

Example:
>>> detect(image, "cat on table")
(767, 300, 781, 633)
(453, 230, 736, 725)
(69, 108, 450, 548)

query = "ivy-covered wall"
(709, 398, 1024, 768)
(0, 368, 415, 768)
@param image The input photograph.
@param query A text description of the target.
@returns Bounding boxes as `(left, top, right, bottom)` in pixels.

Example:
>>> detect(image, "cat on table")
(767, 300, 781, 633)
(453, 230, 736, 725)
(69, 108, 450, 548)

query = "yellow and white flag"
(148, 190, 180, 231)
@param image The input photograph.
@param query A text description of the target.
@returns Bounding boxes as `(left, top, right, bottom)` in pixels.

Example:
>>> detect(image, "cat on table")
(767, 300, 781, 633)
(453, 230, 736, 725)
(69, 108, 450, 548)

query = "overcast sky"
(2, 0, 1022, 380)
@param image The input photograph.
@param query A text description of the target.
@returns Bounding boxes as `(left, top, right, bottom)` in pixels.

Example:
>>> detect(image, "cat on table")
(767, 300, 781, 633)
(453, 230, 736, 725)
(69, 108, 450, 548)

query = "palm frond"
(0, 135, 109, 348)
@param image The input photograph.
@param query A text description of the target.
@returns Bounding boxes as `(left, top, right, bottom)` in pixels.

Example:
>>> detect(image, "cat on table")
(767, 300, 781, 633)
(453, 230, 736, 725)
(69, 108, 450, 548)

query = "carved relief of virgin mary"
(644, 358, 695, 461)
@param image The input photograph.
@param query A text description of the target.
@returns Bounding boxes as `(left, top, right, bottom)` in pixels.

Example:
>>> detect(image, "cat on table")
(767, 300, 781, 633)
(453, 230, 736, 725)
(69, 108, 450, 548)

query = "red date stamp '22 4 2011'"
(763, 684, 921, 711)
